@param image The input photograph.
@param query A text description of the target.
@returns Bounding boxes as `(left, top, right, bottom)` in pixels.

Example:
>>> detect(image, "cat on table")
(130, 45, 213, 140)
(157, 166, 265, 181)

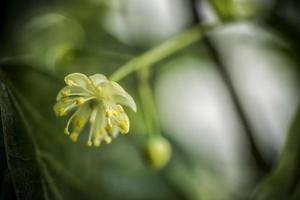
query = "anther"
(57, 108, 66, 116)
(75, 97, 85, 105)
(70, 132, 79, 142)
(119, 120, 129, 134)
(96, 86, 102, 93)
(116, 105, 124, 112)
(74, 118, 84, 128)
(64, 128, 70, 135)
(104, 136, 112, 144)
(87, 140, 92, 147)
(94, 139, 101, 147)
(61, 90, 70, 97)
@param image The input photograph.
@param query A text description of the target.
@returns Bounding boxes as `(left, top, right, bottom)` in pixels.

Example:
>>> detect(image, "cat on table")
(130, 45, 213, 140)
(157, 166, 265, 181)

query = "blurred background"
(0, 0, 300, 199)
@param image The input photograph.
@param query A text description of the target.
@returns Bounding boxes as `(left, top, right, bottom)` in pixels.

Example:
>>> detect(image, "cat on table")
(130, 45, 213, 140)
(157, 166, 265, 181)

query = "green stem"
(138, 68, 160, 137)
(110, 25, 210, 82)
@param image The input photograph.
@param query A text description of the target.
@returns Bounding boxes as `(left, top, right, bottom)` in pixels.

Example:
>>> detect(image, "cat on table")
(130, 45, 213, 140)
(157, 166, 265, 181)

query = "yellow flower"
(54, 73, 136, 147)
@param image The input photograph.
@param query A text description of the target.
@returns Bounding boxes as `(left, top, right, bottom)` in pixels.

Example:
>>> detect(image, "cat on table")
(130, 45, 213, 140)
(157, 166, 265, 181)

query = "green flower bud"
(145, 137, 172, 170)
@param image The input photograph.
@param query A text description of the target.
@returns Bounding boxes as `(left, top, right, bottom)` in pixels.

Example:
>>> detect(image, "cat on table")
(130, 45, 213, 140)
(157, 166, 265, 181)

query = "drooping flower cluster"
(54, 73, 136, 147)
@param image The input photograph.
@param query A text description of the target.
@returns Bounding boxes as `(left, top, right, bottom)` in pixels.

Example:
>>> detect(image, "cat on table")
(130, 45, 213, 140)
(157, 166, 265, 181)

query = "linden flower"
(54, 73, 136, 147)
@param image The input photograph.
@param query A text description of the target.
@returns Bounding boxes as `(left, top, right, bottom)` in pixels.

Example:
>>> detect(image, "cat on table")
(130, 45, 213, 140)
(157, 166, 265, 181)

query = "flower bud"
(144, 137, 172, 170)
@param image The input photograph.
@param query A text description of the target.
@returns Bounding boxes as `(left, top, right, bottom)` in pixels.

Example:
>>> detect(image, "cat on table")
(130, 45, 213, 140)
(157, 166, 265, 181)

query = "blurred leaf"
(252, 103, 300, 200)
(0, 70, 44, 199)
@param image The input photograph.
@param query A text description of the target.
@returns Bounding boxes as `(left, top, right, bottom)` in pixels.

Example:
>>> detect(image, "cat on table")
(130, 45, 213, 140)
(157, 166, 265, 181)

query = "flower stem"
(110, 25, 210, 82)
(138, 68, 160, 137)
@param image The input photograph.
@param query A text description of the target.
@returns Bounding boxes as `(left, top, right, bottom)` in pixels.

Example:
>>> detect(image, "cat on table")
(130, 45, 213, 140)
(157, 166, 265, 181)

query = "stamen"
(56, 107, 66, 116)
(87, 128, 93, 147)
(106, 110, 117, 117)
(70, 132, 79, 142)
(93, 139, 101, 147)
(89, 108, 97, 123)
(62, 98, 69, 103)
(105, 118, 113, 132)
(105, 111, 111, 117)
(64, 109, 78, 134)
(87, 140, 92, 147)
(64, 128, 69, 135)
(119, 120, 129, 134)
(116, 105, 124, 112)
(107, 118, 112, 126)
(93, 130, 102, 147)
(104, 136, 112, 144)
(75, 97, 85, 105)
(55, 101, 77, 116)
(87, 108, 97, 146)
(77, 96, 96, 105)
(74, 117, 84, 129)
(96, 86, 102, 93)
(61, 90, 70, 97)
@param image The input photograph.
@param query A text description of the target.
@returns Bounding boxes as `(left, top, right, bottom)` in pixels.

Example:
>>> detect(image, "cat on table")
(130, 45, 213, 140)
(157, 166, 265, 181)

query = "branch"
(109, 25, 209, 82)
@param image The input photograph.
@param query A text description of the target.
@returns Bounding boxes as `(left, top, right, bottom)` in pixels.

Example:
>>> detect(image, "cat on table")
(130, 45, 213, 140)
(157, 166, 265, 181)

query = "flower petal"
(64, 103, 91, 135)
(53, 97, 77, 116)
(116, 111, 130, 134)
(54, 96, 92, 116)
(89, 74, 108, 87)
(104, 81, 137, 112)
(112, 94, 136, 112)
(64, 73, 91, 90)
(88, 106, 106, 146)
(91, 106, 106, 130)
(56, 85, 93, 101)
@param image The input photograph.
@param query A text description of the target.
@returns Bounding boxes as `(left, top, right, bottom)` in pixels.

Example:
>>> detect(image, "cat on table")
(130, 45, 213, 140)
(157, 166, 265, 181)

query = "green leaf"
(252, 104, 300, 200)
(0, 71, 44, 199)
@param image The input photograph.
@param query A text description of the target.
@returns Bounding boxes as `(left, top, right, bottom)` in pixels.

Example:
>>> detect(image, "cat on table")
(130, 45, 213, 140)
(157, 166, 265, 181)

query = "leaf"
(252, 104, 300, 200)
(0, 71, 44, 199)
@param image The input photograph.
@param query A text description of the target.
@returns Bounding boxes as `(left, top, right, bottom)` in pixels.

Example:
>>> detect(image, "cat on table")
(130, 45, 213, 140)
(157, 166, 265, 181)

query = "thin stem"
(110, 25, 209, 82)
(138, 68, 160, 137)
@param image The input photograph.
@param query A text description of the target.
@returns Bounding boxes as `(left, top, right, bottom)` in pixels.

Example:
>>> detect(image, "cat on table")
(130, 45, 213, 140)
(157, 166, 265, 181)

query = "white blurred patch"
(102, 0, 191, 46)
(211, 22, 300, 160)
(199, 0, 219, 25)
(156, 57, 250, 189)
